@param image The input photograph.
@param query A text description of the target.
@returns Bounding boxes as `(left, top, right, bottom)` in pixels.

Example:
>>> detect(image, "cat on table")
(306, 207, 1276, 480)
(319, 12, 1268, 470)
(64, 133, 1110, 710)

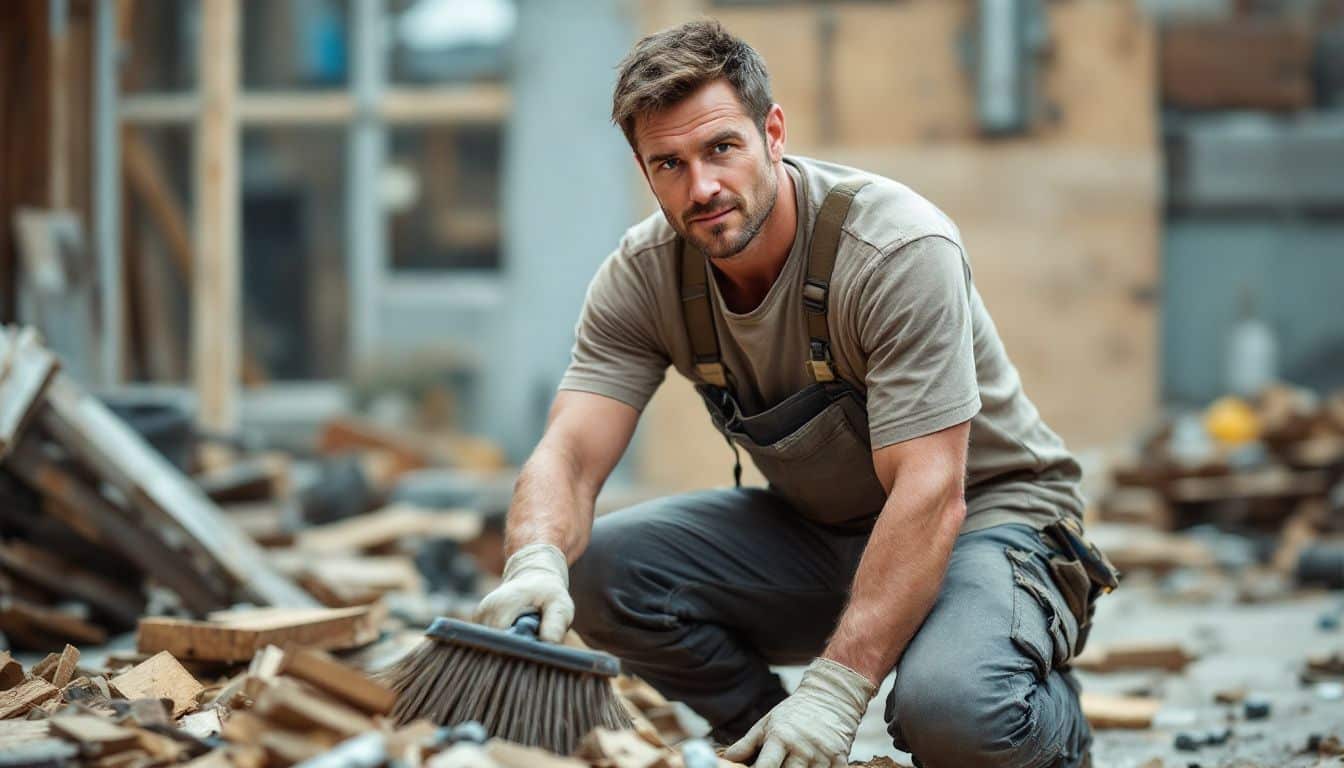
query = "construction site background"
(1, 1, 1344, 767)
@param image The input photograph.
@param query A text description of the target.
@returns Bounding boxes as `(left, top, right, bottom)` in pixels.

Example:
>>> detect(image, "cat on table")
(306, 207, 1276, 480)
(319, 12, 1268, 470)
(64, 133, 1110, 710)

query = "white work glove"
(723, 658, 877, 768)
(472, 542, 574, 643)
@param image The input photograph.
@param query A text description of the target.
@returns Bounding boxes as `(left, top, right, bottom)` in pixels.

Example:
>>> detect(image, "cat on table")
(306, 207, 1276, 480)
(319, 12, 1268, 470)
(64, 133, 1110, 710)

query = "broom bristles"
(379, 636, 632, 754)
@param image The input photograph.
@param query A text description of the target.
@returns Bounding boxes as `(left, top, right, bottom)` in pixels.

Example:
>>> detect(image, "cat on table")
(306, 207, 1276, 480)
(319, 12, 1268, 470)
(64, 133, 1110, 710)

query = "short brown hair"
(611, 20, 773, 152)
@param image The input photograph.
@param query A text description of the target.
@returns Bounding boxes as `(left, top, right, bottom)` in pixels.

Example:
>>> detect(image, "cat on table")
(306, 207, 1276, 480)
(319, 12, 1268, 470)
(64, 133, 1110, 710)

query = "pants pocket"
(1006, 547, 1081, 680)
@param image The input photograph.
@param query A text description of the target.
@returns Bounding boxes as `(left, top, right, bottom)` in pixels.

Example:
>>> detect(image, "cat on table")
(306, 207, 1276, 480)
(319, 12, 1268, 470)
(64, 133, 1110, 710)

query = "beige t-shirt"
(559, 155, 1083, 531)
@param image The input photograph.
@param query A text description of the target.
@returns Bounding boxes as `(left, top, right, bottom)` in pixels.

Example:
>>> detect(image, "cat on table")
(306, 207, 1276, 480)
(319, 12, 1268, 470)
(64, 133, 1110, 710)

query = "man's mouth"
(690, 207, 734, 226)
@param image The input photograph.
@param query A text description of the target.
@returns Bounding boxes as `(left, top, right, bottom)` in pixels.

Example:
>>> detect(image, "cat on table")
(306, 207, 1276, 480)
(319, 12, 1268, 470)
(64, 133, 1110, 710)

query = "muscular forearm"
(823, 472, 966, 685)
(504, 440, 598, 563)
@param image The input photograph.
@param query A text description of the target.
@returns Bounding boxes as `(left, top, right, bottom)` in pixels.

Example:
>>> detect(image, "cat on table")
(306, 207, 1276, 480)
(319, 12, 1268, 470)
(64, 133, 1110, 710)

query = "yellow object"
(1204, 397, 1261, 445)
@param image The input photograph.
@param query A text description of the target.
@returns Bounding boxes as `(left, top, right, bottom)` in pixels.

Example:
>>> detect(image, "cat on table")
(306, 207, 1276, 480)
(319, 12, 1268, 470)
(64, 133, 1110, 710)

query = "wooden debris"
(577, 728, 672, 768)
(1080, 692, 1162, 729)
(0, 541, 144, 627)
(484, 740, 588, 768)
(280, 648, 396, 715)
(30, 653, 60, 682)
(0, 652, 23, 690)
(0, 719, 52, 747)
(137, 604, 384, 663)
(109, 651, 203, 718)
(0, 327, 59, 457)
(49, 715, 139, 756)
(50, 645, 79, 688)
(177, 709, 223, 740)
(1072, 641, 1195, 673)
(248, 645, 286, 680)
(251, 681, 374, 738)
(38, 374, 315, 609)
(295, 504, 482, 553)
(0, 596, 107, 646)
(0, 678, 59, 719)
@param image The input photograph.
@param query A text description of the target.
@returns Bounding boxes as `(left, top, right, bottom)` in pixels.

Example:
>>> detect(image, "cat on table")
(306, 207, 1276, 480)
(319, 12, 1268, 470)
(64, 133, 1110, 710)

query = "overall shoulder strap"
(678, 238, 728, 388)
(804, 179, 870, 383)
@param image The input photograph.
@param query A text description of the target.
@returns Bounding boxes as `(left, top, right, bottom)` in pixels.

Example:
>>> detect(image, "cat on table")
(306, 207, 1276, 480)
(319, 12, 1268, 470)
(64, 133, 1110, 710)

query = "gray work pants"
(569, 487, 1093, 768)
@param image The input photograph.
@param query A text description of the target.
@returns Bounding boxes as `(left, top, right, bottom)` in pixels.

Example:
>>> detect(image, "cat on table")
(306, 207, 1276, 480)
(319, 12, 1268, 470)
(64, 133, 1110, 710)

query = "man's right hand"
(473, 542, 574, 643)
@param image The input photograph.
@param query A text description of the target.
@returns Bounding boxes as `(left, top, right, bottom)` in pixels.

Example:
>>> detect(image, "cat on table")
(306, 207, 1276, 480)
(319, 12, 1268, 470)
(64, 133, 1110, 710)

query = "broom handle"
(509, 611, 543, 639)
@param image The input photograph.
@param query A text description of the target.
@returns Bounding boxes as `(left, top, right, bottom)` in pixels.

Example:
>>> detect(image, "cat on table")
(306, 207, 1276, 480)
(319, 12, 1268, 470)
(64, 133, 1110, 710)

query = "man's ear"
(764, 103, 787, 162)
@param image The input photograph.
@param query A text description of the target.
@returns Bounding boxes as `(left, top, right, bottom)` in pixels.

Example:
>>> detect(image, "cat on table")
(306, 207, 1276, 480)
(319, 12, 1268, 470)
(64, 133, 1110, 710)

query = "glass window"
(242, 0, 351, 90)
(122, 126, 194, 383)
(386, 124, 503, 271)
(241, 127, 349, 381)
(387, 0, 516, 84)
(123, 0, 199, 93)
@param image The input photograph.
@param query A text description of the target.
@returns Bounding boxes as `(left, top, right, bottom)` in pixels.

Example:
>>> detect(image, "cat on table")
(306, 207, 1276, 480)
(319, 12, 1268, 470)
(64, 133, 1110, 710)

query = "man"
(474, 19, 1115, 768)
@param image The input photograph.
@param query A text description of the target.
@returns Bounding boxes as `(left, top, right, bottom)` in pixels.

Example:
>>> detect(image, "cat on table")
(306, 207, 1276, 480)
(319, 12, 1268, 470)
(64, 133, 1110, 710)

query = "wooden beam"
(119, 85, 510, 126)
(194, 0, 240, 438)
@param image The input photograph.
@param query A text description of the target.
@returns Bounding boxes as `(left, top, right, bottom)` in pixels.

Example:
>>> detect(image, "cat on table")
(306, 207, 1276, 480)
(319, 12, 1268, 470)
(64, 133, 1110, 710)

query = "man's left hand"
(723, 658, 877, 768)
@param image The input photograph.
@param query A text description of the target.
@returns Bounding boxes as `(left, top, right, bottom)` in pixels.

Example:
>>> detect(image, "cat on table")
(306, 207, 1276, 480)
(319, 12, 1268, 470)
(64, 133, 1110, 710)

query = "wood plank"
(252, 680, 373, 738)
(108, 651, 203, 718)
(0, 596, 107, 647)
(0, 719, 52, 747)
(50, 644, 79, 688)
(38, 373, 315, 608)
(0, 327, 59, 458)
(1080, 692, 1161, 729)
(0, 678, 59, 719)
(0, 541, 144, 626)
(30, 652, 60, 681)
(49, 715, 139, 756)
(280, 648, 395, 715)
(1073, 641, 1195, 673)
(137, 604, 384, 663)
(4, 438, 228, 613)
(295, 504, 482, 553)
(194, 0, 241, 443)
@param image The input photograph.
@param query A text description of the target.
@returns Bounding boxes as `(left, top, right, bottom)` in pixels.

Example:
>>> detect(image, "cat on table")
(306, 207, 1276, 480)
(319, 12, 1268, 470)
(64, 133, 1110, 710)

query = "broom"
(380, 612, 632, 754)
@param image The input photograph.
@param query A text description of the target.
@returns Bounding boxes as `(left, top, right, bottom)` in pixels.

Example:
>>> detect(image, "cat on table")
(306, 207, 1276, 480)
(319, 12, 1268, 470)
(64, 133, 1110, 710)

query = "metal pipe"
(93, 0, 122, 385)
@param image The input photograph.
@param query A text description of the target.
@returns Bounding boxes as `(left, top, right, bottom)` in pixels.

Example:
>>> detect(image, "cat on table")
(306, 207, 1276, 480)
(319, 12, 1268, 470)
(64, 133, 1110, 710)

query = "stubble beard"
(666, 160, 779, 261)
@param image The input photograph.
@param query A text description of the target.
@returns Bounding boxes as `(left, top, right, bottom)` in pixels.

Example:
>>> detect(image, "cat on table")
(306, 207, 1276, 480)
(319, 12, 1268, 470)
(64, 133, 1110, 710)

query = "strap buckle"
(805, 339, 835, 383)
(695, 360, 728, 388)
(802, 278, 828, 314)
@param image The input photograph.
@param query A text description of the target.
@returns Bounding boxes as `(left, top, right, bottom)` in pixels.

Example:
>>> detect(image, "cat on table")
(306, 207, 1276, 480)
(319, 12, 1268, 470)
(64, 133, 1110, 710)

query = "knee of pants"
(568, 513, 667, 645)
(888, 663, 1056, 768)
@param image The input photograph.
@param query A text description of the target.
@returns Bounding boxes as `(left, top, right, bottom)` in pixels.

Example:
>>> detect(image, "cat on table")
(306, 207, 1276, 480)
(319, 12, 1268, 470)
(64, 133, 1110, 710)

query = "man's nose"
(687, 162, 721, 205)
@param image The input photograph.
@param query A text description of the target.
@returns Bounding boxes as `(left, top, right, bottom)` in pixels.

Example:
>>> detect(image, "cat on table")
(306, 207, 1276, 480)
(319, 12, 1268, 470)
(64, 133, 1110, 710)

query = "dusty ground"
(769, 577, 1344, 767)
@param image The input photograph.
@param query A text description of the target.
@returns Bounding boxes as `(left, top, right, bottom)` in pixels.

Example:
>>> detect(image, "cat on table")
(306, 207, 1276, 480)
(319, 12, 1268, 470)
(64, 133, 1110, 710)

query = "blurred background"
(3, 0, 1343, 492)
(3, 1, 1344, 763)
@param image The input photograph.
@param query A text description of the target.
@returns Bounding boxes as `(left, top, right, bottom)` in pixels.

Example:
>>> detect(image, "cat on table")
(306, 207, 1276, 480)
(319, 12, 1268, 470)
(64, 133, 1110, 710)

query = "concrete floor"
(814, 575, 1344, 767)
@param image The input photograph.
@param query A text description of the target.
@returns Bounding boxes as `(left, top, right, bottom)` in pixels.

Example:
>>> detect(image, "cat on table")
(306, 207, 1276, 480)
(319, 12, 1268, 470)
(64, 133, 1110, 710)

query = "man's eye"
(713, 143, 731, 154)
(660, 158, 679, 171)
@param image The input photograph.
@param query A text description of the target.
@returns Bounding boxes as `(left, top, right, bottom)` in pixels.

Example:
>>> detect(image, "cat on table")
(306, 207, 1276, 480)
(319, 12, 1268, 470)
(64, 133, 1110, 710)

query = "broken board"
(137, 605, 384, 663)
(37, 374, 315, 608)
(109, 651, 204, 718)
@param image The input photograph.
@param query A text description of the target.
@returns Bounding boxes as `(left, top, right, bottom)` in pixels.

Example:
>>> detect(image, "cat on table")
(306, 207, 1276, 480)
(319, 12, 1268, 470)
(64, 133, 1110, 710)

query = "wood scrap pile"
(1097, 384, 1344, 586)
(0, 621, 725, 768)
(0, 326, 499, 651)
(0, 327, 318, 650)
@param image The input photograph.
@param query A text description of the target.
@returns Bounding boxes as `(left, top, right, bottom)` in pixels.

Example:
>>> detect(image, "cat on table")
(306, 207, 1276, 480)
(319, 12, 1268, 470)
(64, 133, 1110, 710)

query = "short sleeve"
(858, 235, 982, 448)
(557, 250, 670, 411)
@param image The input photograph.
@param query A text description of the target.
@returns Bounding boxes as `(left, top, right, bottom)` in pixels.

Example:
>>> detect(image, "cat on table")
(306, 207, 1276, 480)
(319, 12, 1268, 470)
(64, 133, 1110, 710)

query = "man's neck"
(712, 163, 798, 314)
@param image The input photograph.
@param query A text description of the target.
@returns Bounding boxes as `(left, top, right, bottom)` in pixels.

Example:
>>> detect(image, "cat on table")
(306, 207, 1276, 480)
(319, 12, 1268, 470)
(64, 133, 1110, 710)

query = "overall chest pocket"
(701, 385, 889, 528)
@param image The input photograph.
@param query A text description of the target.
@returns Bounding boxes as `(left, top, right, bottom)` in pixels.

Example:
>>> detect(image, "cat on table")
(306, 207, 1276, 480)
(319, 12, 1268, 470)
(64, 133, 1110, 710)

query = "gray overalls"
(569, 181, 1110, 768)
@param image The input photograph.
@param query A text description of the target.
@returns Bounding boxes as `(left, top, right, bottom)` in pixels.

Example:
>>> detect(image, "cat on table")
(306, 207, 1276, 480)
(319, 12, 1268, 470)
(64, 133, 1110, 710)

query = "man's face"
(633, 80, 781, 260)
